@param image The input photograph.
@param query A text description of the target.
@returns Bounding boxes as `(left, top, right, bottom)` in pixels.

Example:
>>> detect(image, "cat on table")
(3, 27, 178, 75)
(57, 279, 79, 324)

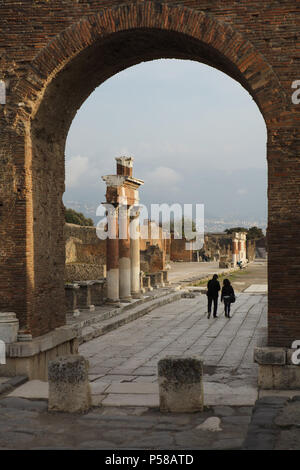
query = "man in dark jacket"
(207, 274, 221, 319)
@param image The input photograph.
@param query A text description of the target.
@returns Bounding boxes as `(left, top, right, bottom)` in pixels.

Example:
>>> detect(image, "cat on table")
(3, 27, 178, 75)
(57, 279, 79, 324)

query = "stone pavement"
(78, 290, 267, 406)
(1, 260, 299, 450)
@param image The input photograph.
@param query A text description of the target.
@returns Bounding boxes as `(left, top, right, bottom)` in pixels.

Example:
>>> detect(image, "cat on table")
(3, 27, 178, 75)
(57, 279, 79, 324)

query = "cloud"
(237, 188, 248, 195)
(145, 166, 182, 188)
(65, 155, 90, 188)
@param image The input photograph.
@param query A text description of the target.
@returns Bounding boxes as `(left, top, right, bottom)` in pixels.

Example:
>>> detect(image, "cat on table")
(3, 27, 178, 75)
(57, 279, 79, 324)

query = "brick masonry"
(0, 1, 299, 344)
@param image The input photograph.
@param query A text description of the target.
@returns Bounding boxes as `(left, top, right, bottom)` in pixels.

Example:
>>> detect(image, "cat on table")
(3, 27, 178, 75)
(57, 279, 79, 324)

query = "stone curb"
(0, 376, 28, 396)
(79, 291, 184, 344)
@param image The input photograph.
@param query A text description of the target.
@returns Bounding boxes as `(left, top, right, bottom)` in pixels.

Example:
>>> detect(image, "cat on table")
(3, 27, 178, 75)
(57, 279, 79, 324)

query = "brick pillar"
(116, 156, 133, 177)
(267, 127, 300, 347)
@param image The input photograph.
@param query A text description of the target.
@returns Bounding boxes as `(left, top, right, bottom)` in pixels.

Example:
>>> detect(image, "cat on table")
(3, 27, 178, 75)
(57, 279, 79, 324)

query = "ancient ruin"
(0, 1, 299, 385)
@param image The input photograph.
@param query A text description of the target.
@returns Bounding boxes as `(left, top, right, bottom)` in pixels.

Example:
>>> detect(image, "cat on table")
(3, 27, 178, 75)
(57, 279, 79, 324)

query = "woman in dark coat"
(221, 279, 235, 318)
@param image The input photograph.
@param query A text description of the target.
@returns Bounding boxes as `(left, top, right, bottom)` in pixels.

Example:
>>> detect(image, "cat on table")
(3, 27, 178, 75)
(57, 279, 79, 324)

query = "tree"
(225, 227, 248, 234)
(247, 226, 264, 240)
(224, 226, 264, 240)
(65, 207, 94, 226)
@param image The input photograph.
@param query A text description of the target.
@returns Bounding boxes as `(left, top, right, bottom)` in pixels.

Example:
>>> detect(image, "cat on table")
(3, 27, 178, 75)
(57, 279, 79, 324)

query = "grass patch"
(191, 268, 247, 287)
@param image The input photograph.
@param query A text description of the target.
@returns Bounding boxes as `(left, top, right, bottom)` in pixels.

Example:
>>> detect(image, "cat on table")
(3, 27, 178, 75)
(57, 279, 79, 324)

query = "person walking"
(221, 278, 235, 318)
(206, 274, 220, 319)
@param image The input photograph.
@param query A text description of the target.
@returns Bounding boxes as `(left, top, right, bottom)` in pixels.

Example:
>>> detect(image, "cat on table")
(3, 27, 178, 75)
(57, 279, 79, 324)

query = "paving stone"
(213, 406, 235, 417)
(174, 430, 213, 449)
(102, 393, 159, 407)
(7, 380, 48, 400)
(90, 382, 110, 395)
(221, 415, 251, 425)
(274, 402, 300, 428)
(275, 429, 300, 450)
(106, 382, 159, 394)
(210, 438, 244, 450)
(78, 440, 117, 449)
(0, 397, 48, 412)
(133, 432, 175, 449)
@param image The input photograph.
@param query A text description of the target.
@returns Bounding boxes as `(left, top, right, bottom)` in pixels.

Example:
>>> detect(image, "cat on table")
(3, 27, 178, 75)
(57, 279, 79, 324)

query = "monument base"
(0, 325, 79, 381)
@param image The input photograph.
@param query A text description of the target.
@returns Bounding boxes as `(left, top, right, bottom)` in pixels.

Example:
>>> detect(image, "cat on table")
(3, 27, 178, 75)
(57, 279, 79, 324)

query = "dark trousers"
(207, 295, 218, 317)
(224, 298, 231, 316)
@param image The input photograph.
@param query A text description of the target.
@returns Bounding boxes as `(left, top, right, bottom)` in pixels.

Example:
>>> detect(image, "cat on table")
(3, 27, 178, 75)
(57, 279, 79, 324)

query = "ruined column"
(130, 208, 142, 298)
(103, 157, 144, 304)
(119, 205, 132, 301)
(106, 204, 120, 303)
(232, 235, 239, 267)
(238, 238, 242, 262)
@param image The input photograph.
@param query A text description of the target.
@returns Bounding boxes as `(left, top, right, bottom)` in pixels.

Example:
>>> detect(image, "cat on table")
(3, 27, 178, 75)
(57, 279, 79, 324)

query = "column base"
(105, 299, 121, 308)
(131, 292, 144, 299)
(119, 296, 133, 303)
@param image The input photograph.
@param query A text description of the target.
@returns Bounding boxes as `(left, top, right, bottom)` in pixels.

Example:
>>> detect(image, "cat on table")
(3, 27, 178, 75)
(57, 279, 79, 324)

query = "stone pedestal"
(158, 356, 204, 412)
(143, 275, 152, 291)
(0, 325, 78, 380)
(90, 280, 105, 306)
(0, 312, 19, 344)
(76, 282, 93, 309)
(48, 355, 91, 413)
(65, 283, 80, 314)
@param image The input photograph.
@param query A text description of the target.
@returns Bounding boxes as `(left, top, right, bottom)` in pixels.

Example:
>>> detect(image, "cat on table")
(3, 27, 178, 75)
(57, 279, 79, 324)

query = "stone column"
(106, 206, 120, 303)
(130, 209, 142, 298)
(238, 239, 242, 262)
(232, 237, 238, 267)
(119, 205, 132, 301)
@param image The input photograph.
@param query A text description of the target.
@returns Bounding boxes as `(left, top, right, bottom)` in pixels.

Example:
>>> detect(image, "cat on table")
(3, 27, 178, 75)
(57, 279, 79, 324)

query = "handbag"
(230, 294, 236, 303)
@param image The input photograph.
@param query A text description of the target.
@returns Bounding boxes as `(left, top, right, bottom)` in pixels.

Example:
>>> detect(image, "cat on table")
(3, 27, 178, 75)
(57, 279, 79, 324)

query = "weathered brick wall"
(203, 233, 233, 261)
(170, 238, 193, 262)
(65, 223, 106, 282)
(0, 1, 298, 344)
(140, 245, 165, 274)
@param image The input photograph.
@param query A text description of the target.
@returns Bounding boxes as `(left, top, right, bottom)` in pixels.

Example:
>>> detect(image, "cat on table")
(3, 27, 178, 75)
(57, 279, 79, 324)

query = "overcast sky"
(64, 59, 267, 223)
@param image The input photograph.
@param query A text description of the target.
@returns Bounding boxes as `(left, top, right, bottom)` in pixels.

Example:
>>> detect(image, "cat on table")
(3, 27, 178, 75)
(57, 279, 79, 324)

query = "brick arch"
(14, 1, 287, 130)
(3, 2, 298, 348)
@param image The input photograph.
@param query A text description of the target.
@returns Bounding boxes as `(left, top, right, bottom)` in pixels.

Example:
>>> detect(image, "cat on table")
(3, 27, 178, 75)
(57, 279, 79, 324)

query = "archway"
(2, 2, 296, 347)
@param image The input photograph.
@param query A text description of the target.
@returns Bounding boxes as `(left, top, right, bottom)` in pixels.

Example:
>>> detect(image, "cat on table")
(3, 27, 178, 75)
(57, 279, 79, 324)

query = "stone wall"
(140, 245, 165, 274)
(170, 237, 194, 262)
(65, 223, 106, 282)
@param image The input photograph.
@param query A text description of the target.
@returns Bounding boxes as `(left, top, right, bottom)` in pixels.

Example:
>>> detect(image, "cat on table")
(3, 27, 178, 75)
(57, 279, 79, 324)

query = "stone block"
(90, 280, 105, 306)
(158, 356, 204, 412)
(258, 365, 300, 390)
(0, 312, 19, 344)
(65, 283, 80, 313)
(76, 282, 92, 309)
(48, 355, 91, 413)
(254, 347, 286, 365)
